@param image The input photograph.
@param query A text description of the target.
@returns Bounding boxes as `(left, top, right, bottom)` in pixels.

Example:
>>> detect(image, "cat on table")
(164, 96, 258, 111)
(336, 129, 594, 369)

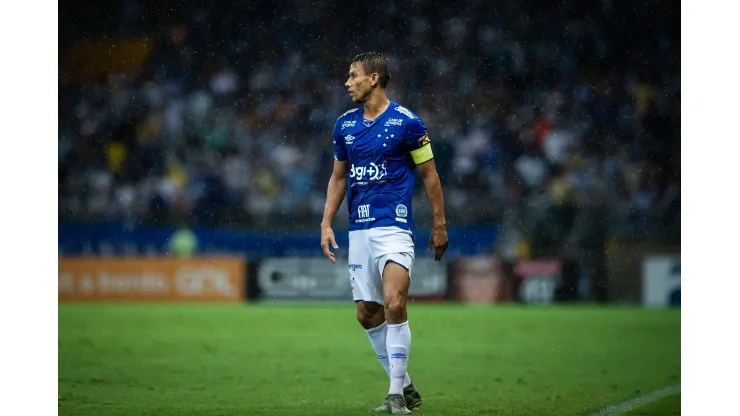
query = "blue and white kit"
(332, 102, 434, 304)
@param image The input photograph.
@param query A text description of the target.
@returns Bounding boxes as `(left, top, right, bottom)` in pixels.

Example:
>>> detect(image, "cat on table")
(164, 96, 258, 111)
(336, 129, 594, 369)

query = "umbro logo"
(344, 135, 356, 145)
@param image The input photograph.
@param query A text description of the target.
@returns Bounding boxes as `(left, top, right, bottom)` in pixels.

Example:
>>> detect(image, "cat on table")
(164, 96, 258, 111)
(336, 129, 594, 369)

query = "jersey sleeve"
(332, 119, 348, 161)
(403, 117, 434, 165)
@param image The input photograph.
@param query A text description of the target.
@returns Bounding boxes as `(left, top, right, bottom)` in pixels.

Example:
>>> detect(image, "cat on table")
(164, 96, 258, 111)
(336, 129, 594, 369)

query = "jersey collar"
(360, 101, 394, 127)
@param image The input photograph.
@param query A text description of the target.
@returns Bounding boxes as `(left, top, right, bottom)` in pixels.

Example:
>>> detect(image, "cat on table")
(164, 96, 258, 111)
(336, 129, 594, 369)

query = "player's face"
(345, 62, 374, 103)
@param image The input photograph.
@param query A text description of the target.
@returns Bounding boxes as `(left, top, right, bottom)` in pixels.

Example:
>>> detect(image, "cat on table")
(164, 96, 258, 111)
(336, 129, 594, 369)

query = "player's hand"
(321, 224, 339, 263)
(428, 223, 448, 261)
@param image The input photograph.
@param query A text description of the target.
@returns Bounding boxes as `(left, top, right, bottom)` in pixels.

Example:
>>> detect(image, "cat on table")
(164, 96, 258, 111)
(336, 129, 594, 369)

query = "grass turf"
(624, 394, 681, 416)
(59, 303, 680, 416)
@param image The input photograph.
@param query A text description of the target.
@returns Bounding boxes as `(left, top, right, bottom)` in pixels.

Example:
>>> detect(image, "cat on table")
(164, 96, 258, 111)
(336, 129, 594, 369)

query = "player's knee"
(384, 297, 406, 320)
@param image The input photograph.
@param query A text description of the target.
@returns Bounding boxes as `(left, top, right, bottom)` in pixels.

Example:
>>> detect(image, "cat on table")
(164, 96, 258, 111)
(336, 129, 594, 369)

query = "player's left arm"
(405, 118, 448, 261)
(417, 158, 448, 261)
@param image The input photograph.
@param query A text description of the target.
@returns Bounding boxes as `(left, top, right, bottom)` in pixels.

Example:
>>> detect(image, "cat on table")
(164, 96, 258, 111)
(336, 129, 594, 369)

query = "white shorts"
(348, 226, 415, 304)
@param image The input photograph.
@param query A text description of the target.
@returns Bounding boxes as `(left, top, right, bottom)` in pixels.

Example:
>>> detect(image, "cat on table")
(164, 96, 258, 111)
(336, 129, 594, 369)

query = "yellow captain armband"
(410, 136, 434, 164)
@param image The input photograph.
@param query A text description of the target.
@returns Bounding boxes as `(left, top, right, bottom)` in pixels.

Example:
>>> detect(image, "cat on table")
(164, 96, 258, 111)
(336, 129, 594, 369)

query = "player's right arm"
(321, 119, 350, 263)
(321, 159, 348, 263)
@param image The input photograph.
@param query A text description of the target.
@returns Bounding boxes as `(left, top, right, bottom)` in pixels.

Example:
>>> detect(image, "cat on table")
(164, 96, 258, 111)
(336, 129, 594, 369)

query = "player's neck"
(362, 93, 390, 120)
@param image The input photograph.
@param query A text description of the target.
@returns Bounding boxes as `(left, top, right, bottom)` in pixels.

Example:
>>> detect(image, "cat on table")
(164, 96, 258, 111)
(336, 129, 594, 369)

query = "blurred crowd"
(58, 0, 680, 249)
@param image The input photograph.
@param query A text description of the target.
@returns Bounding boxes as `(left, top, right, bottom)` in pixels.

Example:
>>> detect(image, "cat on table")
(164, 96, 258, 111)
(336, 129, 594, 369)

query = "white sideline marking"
(586, 385, 681, 416)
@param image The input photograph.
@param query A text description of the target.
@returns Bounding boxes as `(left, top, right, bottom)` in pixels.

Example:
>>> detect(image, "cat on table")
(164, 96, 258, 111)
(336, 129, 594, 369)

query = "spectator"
(57, 0, 679, 247)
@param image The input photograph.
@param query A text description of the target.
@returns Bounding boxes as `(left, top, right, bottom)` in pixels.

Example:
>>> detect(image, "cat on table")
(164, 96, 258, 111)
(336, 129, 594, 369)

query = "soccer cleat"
(369, 394, 412, 414)
(403, 383, 422, 409)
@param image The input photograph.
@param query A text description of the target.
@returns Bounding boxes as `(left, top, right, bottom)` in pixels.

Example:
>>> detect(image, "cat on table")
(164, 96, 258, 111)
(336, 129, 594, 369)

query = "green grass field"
(58, 303, 680, 416)
(625, 394, 681, 416)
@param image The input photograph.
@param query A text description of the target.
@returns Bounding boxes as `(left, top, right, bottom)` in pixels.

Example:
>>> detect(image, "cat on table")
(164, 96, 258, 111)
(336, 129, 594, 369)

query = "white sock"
(386, 321, 411, 395)
(366, 322, 412, 388)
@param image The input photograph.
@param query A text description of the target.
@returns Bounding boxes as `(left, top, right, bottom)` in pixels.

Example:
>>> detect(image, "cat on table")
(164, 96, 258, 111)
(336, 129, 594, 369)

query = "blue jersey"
(332, 102, 434, 236)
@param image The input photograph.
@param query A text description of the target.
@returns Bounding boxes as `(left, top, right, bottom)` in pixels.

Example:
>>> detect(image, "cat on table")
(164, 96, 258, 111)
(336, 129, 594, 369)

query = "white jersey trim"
(339, 108, 360, 119)
(393, 105, 416, 119)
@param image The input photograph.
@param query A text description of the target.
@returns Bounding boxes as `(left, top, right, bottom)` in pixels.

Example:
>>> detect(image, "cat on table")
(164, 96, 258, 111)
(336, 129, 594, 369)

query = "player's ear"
(370, 73, 379, 88)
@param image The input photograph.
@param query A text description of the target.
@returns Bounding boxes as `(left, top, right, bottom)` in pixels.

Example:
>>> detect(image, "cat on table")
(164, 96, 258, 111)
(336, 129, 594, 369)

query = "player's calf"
(357, 300, 385, 329)
(382, 261, 412, 397)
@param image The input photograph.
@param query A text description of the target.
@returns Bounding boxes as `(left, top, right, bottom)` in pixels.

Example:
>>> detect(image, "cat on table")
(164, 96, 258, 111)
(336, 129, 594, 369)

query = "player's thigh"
(381, 259, 411, 303)
(369, 227, 415, 296)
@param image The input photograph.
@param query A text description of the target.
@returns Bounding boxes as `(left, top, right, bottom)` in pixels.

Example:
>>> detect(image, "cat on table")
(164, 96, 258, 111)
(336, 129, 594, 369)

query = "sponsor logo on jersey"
(341, 120, 356, 130)
(395, 204, 408, 218)
(355, 205, 377, 223)
(344, 134, 356, 145)
(394, 106, 415, 119)
(384, 118, 403, 127)
(358, 204, 371, 219)
(349, 264, 363, 271)
(349, 162, 387, 181)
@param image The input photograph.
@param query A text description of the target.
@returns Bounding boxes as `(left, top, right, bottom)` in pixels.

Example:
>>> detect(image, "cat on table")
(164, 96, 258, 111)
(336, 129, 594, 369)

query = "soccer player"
(320, 52, 449, 414)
